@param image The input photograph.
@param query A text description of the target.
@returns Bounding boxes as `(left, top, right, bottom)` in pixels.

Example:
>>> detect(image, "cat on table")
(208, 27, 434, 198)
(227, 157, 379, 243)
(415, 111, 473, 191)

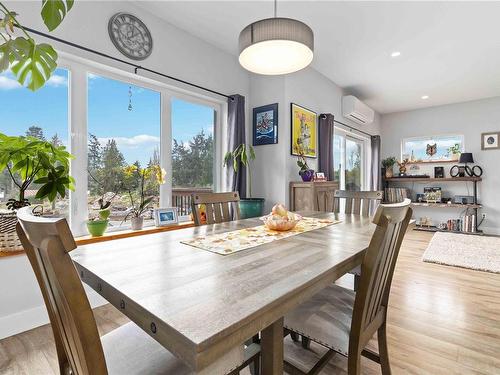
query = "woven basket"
(0, 211, 22, 252)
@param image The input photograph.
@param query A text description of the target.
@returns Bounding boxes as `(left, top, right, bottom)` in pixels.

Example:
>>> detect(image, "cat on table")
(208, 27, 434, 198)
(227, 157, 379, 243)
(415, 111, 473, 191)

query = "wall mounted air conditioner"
(342, 95, 375, 125)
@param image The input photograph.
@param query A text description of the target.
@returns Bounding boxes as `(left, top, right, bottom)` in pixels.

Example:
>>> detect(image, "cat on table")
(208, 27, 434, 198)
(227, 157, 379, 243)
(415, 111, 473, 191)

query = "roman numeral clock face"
(108, 13, 153, 60)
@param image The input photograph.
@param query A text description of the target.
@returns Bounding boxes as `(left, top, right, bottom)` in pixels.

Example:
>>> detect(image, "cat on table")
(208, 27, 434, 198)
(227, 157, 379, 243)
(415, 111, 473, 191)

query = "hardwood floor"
(1, 230, 499, 374)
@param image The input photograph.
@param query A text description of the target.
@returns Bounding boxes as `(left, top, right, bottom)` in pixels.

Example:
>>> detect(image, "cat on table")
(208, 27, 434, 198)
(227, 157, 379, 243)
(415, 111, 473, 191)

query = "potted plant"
(0, 134, 74, 250)
(381, 157, 397, 179)
(296, 146, 314, 182)
(224, 144, 265, 219)
(122, 164, 165, 230)
(447, 144, 461, 161)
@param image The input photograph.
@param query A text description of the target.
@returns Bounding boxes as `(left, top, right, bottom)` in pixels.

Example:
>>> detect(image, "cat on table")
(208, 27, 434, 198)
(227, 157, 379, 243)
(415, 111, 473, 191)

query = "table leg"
(261, 317, 284, 375)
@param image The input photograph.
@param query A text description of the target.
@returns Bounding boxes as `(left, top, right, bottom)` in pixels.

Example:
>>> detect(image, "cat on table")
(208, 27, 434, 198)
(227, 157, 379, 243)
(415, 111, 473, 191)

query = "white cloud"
(0, 76, 21, 90)
(46, 74, 67, 87)
(87, 73, 100, 80)
(98, 134, 160, 149)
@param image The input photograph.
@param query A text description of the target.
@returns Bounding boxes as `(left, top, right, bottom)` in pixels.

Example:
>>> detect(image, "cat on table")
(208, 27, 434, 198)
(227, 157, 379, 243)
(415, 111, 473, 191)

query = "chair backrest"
(349, 199, 412, 352)
(331, 190, 383, 217)
(16, 207, 107, 375)
(191, 192, 241, 226)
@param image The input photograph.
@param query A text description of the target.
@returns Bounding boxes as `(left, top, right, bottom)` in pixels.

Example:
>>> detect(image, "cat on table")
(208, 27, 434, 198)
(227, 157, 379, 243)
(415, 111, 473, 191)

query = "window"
(402, 135, 464, 162)
(0, 68, 69, 217)
(87, 73, 161, 230)
(333, 128, 367, 191)
(171, 98, 215, 216)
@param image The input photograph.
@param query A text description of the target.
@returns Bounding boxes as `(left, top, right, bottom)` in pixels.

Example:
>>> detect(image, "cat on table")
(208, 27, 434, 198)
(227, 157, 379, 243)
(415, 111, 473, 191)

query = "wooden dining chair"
(191, 191, 241, 226)
(16, 206, 259, 375)
(330, 190, 383, 217)
(284, 199, 412, 375)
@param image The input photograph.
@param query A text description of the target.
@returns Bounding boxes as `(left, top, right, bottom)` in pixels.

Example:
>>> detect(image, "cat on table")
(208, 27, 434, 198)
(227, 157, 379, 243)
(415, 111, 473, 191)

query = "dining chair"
(284, 199, 412, 375)
(16, 206, 259, 375)
(191, 191, 241, 226)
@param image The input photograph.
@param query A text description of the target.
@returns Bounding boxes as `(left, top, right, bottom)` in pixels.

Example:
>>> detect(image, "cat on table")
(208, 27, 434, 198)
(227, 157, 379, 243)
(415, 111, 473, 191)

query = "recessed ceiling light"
(391, 51, 401, 58)
(421, 95, 429, 100)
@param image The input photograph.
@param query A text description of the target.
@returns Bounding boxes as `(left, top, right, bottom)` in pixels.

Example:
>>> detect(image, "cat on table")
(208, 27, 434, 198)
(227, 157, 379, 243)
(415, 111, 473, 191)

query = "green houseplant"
(224, 144, 265, 219)
(447, 143, 461, 161)
(0, 133, 74, 250)
(381, 156, 397, 179)
(121, 164, 165, 230)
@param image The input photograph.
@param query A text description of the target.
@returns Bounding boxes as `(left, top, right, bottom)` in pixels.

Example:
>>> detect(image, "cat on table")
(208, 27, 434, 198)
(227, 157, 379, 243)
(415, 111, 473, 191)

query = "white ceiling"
(138, 1, 500, 114)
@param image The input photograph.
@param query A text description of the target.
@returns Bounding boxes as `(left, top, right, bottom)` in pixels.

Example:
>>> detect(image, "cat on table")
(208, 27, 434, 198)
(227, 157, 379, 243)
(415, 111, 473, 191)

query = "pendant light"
(238, 0, 314, 75)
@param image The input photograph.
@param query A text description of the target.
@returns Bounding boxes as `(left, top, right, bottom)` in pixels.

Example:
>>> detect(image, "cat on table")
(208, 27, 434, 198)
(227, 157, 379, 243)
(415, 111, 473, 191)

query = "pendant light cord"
(274, 0, 277, 17)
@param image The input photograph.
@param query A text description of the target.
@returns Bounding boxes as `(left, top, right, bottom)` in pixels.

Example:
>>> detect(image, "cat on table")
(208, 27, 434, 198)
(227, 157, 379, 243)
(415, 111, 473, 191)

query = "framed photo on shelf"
(253, 103, 278, 146)
(481, 131, 500, 150)
(434, 166, 445, 178)
(290, 103, 317, 158)
(154, 208, 178, 227)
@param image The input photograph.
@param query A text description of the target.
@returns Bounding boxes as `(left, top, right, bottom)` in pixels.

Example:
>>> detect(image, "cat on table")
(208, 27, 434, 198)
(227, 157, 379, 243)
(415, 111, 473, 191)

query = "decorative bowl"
(260, 213, 302, 231)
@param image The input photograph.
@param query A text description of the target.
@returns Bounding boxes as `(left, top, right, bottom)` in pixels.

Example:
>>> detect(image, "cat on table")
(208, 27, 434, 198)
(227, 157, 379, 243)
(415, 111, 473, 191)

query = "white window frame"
(58, 54, 226, 236)
(401, 134, 465, 162)
(333, 126, 371, 191)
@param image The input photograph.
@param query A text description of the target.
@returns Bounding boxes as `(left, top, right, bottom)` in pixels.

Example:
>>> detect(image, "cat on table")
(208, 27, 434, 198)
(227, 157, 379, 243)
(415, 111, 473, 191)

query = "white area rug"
(422, 232, 500, 274)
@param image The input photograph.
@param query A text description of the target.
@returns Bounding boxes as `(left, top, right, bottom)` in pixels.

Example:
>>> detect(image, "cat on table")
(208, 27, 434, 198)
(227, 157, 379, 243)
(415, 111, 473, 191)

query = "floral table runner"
(181, 217, 341, 255)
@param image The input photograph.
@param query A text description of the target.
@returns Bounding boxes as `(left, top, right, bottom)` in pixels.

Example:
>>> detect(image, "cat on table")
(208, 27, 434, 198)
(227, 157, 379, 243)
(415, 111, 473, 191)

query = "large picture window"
(0, 68, 69, 217)
(87, 73, 161, 230)
(333, 128, 366, 192)
(402, 134, 464, 162)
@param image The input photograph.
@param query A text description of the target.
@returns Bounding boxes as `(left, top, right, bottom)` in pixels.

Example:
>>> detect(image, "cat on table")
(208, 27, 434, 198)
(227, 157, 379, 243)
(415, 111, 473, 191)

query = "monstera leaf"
(41, 0, 74, 31)
(9, 37, 58, 91)
(0, 39, 17, 72)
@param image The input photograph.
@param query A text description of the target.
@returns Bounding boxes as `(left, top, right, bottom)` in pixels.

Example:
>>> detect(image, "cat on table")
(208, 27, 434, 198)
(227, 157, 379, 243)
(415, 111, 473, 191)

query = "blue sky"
(0, 69, 214, 165)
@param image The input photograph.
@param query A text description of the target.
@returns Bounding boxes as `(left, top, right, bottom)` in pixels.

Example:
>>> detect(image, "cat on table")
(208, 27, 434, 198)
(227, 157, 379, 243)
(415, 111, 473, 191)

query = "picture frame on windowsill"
(154, 208, 178, 227)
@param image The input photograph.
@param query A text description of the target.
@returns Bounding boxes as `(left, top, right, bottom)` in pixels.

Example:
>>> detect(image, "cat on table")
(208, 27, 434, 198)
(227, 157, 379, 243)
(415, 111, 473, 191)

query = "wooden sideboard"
(289, 181, 339, 211)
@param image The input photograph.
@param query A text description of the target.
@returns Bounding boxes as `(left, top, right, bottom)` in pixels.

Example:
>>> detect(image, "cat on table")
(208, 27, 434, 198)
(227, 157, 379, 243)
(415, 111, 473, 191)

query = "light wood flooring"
(1, 230, 499, 374)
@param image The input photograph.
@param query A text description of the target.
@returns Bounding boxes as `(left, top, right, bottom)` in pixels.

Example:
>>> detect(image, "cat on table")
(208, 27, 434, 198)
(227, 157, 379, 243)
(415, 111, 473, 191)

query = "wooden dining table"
(71, 211, 375, 374)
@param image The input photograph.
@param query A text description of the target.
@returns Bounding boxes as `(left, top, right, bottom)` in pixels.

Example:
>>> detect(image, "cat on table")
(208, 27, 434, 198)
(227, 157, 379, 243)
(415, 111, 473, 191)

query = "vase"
(239, 198, 265, 219)
(130, 217, 144, 230)
(86, 220, 109, 237)
(385, 168, 394, 179)
(299, 169, 315, 182)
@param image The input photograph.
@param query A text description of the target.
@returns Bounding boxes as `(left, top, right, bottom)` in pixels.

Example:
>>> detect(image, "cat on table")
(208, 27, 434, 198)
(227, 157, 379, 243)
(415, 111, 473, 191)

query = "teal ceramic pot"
(239, 198, 265, 219)
(98, 208, 111, 220)
(86, 220, 109, 237)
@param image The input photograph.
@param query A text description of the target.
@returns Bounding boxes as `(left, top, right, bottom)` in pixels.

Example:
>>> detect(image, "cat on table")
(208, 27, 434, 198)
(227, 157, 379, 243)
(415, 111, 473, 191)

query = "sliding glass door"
(333, 129, 367, 191)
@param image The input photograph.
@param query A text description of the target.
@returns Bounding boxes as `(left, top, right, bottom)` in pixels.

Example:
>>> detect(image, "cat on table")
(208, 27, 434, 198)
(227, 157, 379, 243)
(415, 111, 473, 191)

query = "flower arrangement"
(296, 145, 314, 182)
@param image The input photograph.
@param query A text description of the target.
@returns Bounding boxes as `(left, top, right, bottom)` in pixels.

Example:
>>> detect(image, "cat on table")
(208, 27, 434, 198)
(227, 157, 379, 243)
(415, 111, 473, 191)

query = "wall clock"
(108, 13, 153, 60)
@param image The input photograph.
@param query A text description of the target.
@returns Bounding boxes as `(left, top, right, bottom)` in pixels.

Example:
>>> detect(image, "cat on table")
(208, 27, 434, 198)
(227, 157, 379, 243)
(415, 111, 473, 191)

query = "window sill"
(0, 221, 195, 258)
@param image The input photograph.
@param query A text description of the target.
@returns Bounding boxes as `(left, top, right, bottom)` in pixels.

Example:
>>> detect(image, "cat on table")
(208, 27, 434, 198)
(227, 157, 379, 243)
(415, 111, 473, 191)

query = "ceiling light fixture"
(238, 0, 314, 75)
(421, 95, 429, 100)
(391, 51, 401, 58)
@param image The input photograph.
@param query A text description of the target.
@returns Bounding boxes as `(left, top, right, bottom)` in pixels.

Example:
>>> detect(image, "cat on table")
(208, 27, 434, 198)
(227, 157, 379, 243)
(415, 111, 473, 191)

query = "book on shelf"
(384, 187, 409, 203)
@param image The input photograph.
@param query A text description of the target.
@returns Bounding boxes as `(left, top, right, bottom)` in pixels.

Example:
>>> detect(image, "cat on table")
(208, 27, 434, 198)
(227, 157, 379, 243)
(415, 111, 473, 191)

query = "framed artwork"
(434, 166, 445, 178)
(481, 132, 500, 150)
(290, 103, 317, 157)
(253, 103, 278, 145)
(154, 208, 178, 227)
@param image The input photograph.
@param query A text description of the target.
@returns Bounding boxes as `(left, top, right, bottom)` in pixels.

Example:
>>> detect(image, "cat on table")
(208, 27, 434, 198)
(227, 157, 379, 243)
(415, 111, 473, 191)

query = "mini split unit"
(342, 95, 375, 125)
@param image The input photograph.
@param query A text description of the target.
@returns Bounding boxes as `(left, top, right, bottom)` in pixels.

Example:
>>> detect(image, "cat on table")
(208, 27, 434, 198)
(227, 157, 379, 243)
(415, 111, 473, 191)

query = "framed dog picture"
(154, 208, 178, 227)
(481, 132, 500, 150)
(253, 103, 278, 146)
(291, 103, 317, 158)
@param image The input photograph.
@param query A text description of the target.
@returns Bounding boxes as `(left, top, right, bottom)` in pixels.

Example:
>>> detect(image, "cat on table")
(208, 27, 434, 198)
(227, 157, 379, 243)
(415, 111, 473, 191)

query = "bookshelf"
(384, 176, 482, 234)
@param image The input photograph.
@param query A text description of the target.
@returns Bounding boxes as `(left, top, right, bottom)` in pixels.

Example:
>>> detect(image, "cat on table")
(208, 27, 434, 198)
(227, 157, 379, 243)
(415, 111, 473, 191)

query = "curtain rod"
(321, 114, 374, 138)
(20, 26, 232, 99)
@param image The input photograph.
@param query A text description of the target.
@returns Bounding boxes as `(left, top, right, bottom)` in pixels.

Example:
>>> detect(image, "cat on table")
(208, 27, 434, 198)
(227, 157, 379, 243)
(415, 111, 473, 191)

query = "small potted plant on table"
(122, 164, 165, 231)
(224, 144, 265, 219)
(381, 157, 397, 179)
(296, 146, 314, 182)
(0, 134, 74, 251)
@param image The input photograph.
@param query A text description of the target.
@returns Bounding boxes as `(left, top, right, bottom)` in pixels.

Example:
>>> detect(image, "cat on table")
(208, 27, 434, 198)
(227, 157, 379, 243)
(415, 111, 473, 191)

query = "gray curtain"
(371, 135, 381, 190)
(318, 113, 335, 180)
(226, 94, 247, 198)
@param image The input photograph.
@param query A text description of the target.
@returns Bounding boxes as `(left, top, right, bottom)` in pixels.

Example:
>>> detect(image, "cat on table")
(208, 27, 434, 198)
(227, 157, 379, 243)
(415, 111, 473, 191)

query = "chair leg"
(378, 323, 392, 375)
(347, 350, 361, 375)
(353, 273, 360, 291)
(301, 336, 311, 350)
(290, 332, 300, 342)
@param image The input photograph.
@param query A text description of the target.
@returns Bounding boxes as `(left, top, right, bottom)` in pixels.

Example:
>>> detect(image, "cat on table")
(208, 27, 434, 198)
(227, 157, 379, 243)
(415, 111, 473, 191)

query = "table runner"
(181, 217, 341, 255)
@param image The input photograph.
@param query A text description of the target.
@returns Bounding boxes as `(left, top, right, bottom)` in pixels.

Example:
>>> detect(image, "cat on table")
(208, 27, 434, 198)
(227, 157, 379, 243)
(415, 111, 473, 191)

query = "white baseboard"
(0, 289, 107, 340)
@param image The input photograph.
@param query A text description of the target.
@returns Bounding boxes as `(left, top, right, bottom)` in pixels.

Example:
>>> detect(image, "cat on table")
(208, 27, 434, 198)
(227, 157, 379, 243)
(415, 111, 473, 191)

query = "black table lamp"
(459, 153, 474, 164)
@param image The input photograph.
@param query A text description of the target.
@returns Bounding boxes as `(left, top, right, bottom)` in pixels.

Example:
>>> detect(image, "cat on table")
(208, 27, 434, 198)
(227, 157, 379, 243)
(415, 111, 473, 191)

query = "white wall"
(250, 67, 382, 211)
(381, 96, 500, 235)
(0, 0, 250, 339)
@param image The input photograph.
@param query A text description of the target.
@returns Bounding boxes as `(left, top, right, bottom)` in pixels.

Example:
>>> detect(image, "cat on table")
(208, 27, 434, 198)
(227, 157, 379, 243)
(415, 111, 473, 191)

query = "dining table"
(71, 211, 375, 374)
